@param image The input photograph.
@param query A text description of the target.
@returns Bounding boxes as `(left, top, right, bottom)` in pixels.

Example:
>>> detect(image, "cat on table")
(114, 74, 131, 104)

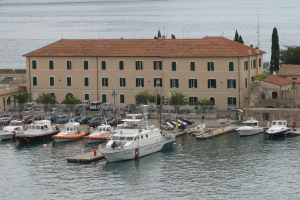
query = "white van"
(90, 101, 102, 111)
(82, 100, 90, 109)
(103, 103, 114, 111)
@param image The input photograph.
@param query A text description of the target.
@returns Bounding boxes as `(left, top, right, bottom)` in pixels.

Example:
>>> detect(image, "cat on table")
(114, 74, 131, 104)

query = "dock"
(175, 129, 188, 137)
(196, 125, 237, 140)
(67, 150, 104, 163)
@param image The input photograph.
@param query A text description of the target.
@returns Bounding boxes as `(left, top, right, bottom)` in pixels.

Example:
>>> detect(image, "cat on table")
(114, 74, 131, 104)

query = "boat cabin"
(271, 120, 288, 128)
(97, 125, 112, 132)
(64, 121, 80, 132)
(27, 120, 52, 132)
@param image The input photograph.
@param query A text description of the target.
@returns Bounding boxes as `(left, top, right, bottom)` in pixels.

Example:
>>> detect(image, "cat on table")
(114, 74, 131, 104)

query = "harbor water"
(1, 132, 300, 199)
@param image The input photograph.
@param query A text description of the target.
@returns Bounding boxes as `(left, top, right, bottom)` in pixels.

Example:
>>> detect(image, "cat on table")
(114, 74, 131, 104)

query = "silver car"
(161, 122, 174, 130)
(0, 117, 11, 125)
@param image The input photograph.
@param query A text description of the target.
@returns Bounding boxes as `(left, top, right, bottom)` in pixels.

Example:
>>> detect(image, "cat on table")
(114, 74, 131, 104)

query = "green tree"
(166, 92, 189, 113)
(154, 30, 162, 39)
(11, 91, 32, 111)
(35, 93, 58, 111)
(171, 34, 176, 39)
(263, 61, 272, 75)
(61, 96, 82, 111)
(270, 27, 280, 73)
(195, 98, 214, 106)
(254, 74, 269, 81)
(134, 91, 156, 105)
(234, 30, 239, 42)
(238, 35, 244, 44)
(280, 46, 300, 65)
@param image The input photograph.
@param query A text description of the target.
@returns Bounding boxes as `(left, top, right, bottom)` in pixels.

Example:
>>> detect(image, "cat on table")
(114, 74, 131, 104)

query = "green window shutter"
(141, 61, 143, 70)
(227, 79, 230, 88)
(189, 97, 192, 104)
(120, 94, 125, 104)
(154, 78, 156, 87)
(119, 78, 122, 87)
(84, 77, 89, 86)
(50, 77, 54, 86)
(102, 78, 104, 86)
(49, 61, 53, 69)
(191, 62, 195, 71)
(195, 79, 197, 88)
(102, 94, 106, 103)
(207, 62, 210, 71)
(170, 79, 172, 88)
(214, 79, 216, 88)
(233, 79, 236, 88)
(259, 58, 261, 67)
(233, 98, 236, 105)
(172, 62, 176, 71)
(67, 61, 71, 70)
(101, 61, 106, 70)
(67, 77, 71, 86)
(85, 94, 89, 100)
(106, 78, 108, 87)
(160, 78, 162, 87)
(159, 61, 162, 70)
(123, 78, 126, 87)
(211, 62, 214, 71)
(229, 62, 234, 71)
(32, 60, 36, 69)
(33, 77, 37, 86)
(189, 79, 192, 88)
(84, 61, 88, 70)
(228, 98, 230, 106)
(141, 78, 144, 87)
(136, 61, 138, 70)
(175, 79, 179, 88)
(136, 78, 138, 87)
(245, 78, 247, 87)
(153, 61, 156, 70)
(208, 79, 211, 88)
(119, 61, 124, 70)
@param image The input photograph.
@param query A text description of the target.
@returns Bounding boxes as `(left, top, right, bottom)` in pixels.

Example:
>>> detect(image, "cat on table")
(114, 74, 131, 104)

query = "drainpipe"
(29, 57, 31, 103)
(97, 57, 99, 101)
(238, 57, 240, 108)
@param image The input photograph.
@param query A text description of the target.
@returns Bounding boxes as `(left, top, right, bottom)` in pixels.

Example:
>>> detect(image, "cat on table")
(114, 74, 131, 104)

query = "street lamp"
(50, 96, 54, 123)
(156, 79, 162, 129)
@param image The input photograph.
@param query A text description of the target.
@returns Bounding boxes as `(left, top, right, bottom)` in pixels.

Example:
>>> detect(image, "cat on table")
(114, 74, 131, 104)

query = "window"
(102, 94, 107, 103)
(208, 79, 216, 88)
(102, 77, 108, 87)
(227, 79, 236, 89)
(245, 78, 247, 88)
(49, 60, 53, 70)
(251, 60, 252, 69)
(136, 78, 144, 87)
(259, 58, 261, 68)
(101, 61, 106, 70)
(292, 78, 297, 80)
(228, 97, 236, 107)
(32, 60, 36, 69)
(229, 62, 234, 71)
(154, 61, 162, 70)
(261, 94, 265, 99)
(136, 61, 142, 70)
(170, 78, 179, 88)
(252, 76, 255, 82)
(172, 62, 176, 71)
(84, 60, 88, 70)
(272, 92, 277, 99)
(189, 97, 197, 105)
(7, 97, 11, 106)
(50, 77, 54, 86)
(190, 62, 195, 71)
(244, 61, 248, 70)
(120, 94, 125, 104)
(154, 78, 162, 87)
(119, 61, 124, 70)
(84, 77, 89, 87)
(67, 77, 71, 86)
(33, 77, 37, 86)
(67, 60, 71, 70)
(85, 94, 89, 100)
(120, 77, 126, 87)
(189, 79, 197, 88)
(207, 62, 214, 71)
(253, 59, 256, 69)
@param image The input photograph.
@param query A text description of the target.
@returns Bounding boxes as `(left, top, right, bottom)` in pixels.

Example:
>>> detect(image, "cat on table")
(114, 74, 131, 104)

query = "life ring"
(139, 128, 142, 132)
(17, 127, 20, 131)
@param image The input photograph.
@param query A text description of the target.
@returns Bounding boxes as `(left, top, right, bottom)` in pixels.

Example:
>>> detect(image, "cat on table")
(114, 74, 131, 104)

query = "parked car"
(0, 114, 10, 118)
(0, 117, 11, 125)
(59, 108, 69, 113)
(8, 107, 20, 112)
(89, 117, 105, 128)
(72, 116, 83, 122)
(107, 118, 122, 126)
(78, 116, 92, 124)
(229, 108, 243, 114)
(49, 108, 59, 113)
(55, 115, 70, 124)
(161, 122, 174, 130)
(46, 115, 59, 123)
(27, 115, 43, 123)
(176, 117, 194, 125)
(33, 108, 44, 113)
(10, 113, 23, 121)
(23, 107, 34, 113)
(22, 115, 36, 123)
(24, 103, 34, 108)
(169, 120, 182, 129)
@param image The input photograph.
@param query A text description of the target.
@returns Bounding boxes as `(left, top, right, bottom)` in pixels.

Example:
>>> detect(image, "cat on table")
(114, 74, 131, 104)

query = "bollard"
(81, 149, 84, 155)
(94, 149, 97, 156)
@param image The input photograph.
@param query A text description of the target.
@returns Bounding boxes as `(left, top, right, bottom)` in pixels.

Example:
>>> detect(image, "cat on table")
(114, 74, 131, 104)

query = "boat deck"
(196, 125, 237, 140)
(67, 150, 104, 163)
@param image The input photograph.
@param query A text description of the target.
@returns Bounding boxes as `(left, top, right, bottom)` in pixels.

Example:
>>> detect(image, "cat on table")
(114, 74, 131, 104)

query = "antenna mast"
(256, 13, 260, 47)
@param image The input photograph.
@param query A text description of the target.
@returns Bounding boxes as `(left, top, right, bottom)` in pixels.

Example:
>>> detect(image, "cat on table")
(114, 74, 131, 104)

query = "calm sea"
(1, 0, 300, 69)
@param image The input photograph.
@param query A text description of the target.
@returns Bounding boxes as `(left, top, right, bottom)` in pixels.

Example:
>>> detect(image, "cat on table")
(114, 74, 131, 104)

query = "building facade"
(23, 37, 265, 108)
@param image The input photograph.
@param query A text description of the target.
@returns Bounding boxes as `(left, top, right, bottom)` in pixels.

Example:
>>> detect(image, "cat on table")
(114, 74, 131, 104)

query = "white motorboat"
(0, 120, 24, 141)
(17, 120, 60, 144)
(235, 118, 264, 137)
(99, 114, 176, 162)
(85, 124, 112, 143)
(52, 120, 86, 143)
(265, 119, 291, 136)
(187, 123, 205, 134)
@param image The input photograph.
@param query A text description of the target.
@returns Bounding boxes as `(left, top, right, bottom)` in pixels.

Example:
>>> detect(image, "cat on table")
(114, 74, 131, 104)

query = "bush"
(254, 74, 269, 81)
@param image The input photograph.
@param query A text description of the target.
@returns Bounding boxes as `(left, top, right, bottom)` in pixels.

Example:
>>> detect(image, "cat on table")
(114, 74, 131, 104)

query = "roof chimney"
(255, 46, 259, 54)
(247, 50, 251, 55)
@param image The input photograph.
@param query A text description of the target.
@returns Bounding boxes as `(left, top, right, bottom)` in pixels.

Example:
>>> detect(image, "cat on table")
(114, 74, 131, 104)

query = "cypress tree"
(270, 27, 280, 73)
(234, 30, 239, 42)
(171, 34, 176, 39)
(238, 35, 244, 44)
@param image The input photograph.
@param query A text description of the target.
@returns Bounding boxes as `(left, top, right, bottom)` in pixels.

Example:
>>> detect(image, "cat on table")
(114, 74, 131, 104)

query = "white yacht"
(187, 123, 205, 134)
(85, 124, 112, 143)
(52, 120, 86, 143)
(0, 120, 24, 141)
(235, 118, 264, 137)
(265, 119, 291, 136)
(99, 114, 176, 162)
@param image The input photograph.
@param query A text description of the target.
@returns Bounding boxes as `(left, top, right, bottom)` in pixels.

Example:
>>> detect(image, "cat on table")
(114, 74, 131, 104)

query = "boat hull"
(101, 139, 175, 162)
(17, 129, 60, 144)
(235, 128, 264, 137)
(85, 135, 110, 143)
(265, 128, 291, 136)
(0, 133, 17, 141)
(54, 136, 85, 143)
(53, 132, 86, 143)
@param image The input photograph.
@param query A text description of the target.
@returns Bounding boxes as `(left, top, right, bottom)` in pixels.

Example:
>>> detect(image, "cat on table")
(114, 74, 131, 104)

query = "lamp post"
(156, 79, 162, 129)
(50, 96, 54, 123)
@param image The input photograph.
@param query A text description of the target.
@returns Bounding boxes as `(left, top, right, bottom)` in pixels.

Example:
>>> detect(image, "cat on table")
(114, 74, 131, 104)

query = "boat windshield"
(98, 127, 106, 131)
(28, 125, 41, 129)
(126, 137, 134, 141)
(119, 137, 126, 140)
(9, 122, 22, 126)
(278, 122, 282, 125)
(112, 136, 119, 140)
(272, 122, 277, 125)
(242, 122, 257, 126)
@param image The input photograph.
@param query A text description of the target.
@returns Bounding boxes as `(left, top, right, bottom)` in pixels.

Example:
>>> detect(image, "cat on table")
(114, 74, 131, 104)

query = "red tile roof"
(23, 37, 266, 58)
(262, 75, 294, 86)
(277, 64, 300, 76)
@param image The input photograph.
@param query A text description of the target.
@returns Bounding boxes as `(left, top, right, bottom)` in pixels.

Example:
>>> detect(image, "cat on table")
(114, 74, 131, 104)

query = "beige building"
(23, 37, 265, 108)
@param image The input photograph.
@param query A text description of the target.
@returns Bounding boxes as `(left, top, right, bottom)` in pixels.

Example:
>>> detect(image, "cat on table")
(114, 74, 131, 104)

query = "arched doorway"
(65, 93, 73, 98)
(209, 97, 215, 105)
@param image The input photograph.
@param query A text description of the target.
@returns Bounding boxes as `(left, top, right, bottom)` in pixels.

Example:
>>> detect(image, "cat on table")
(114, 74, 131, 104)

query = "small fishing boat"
(235, 118, 264, 137)
(52, 120, 86, 143)
(188, 123, 205, 134)
(85, 124, 112, 143)
(265, 119, 291, 136)
(17, 120, 60, 144)
(0, 120, 24, 141)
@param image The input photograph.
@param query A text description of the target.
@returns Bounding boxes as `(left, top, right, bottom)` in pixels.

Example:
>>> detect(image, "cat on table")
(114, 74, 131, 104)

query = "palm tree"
(35, 93, 59, 112)
(61, 96, 82, 111)
(11, 91, 32, 111)
(195, 98, 214, 106)
(165, 92, 189, 114)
